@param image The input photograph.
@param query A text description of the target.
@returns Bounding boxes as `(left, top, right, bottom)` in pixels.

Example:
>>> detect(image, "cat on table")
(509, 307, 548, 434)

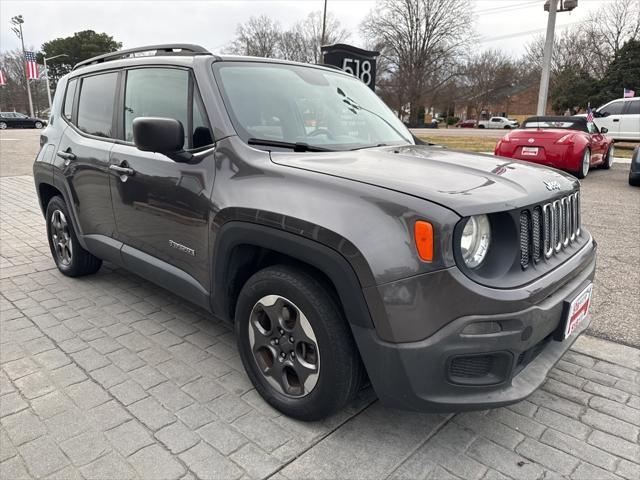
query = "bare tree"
(226, 15, 282, 58)
(460, 50, 519, 119)
(524, 27, 592, 77)
(583, 0, 640, 76)
(280, 11, 349, 63)
(361, 0, 472, 124)
(0, 49, 47, 115)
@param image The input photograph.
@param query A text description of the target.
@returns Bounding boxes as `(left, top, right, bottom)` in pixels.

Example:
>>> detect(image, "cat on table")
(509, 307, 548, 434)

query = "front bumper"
(354, 238, 596, 412)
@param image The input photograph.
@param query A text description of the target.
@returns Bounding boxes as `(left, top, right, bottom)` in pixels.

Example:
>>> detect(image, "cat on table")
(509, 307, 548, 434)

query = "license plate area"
(557, 283, 593, 340)
(521, 146, 539, 156)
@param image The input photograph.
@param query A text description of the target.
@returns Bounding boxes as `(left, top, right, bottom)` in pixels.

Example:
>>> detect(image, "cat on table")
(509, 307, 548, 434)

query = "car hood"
(270, 145, 579, 216)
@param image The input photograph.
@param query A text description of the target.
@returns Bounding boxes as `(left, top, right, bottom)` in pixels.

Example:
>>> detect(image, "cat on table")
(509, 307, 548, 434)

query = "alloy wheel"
(582, 149, 590, 177)
(248, 295, 320, 398)
(0, 122, 6, 130)
(50, 209, 73, 266)
(35, 121, 43, 129)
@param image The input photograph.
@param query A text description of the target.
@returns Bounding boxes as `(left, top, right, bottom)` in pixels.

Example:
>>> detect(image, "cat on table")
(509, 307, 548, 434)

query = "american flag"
(0, 70, 6, 86)
(586, 104, 594, 123)
(25, 51, 39, 80)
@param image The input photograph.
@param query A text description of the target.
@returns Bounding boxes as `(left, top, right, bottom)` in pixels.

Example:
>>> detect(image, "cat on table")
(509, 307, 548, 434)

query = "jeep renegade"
(33, 45, 597, 420)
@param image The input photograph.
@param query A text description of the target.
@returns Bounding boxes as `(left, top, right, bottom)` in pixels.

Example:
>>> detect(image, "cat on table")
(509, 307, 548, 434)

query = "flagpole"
(11, 15, 34, 117)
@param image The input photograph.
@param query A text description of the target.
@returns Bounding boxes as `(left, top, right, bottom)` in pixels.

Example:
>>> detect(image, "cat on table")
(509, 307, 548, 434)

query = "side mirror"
(600, 127, 608, 134)
(133, 117, 184, 154)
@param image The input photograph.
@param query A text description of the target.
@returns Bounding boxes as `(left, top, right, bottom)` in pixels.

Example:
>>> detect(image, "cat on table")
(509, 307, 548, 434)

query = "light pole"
(537, 1, 579, 115)
(43, 54, 68, 110)
(10, 15, 34, 117)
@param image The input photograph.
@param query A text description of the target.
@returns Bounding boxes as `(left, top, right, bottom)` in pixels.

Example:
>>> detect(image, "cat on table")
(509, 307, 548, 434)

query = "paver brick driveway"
(1, 174, 639, 479)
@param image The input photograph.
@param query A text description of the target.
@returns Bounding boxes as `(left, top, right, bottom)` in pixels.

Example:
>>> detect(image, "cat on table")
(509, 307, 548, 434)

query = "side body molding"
(211, 221, 375, 330)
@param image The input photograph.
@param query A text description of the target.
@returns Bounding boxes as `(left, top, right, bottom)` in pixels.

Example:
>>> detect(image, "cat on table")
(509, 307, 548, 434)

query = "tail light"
(555, 133, 575, 144)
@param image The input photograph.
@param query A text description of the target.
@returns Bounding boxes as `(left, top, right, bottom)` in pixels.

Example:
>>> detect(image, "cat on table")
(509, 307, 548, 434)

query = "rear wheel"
(235, 265, 363, 420)
(0, 122, 7, 130)
(576, 148, 590, 179)
(46, 196, 102, 276)
(601, 144, 614, 169)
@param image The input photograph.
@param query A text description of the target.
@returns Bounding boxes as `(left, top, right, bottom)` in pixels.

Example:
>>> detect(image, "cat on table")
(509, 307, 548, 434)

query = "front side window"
(77, 72, 118, 138)
(214, 62, 413, 151)
(600, 101, 624, 116)
(123, 68, 212, 150)
(64, 78, 77, 121)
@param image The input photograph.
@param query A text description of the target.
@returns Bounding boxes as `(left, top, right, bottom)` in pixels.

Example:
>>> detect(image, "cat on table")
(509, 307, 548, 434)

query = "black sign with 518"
(320, 44, 380, 91)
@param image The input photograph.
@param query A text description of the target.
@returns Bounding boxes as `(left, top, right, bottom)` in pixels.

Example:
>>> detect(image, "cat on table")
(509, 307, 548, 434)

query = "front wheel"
(601, 144, 614, 169)
(478, 124, 485, 129)
(0, 122, 7, 130)
(575, 148, 591, 179)
(46, 196, 102, 276)
(235, 265, 364, 421)
(503, 125, 511, 129)
(34, 121, 43, 129)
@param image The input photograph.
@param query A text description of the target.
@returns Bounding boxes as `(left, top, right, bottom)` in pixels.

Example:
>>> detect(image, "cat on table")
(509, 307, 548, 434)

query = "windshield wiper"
(350, 143, 389, 151)
(248, 138, 333, 152)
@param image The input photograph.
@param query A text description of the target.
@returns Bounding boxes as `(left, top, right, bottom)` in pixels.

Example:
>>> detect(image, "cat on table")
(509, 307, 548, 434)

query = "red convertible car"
(494, 116, 615, 178)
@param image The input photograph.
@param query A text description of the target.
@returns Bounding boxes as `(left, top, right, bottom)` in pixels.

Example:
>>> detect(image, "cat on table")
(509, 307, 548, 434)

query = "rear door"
(55, 71, 119, 239)
(109, 66, 216, 290)
(620, 99, 640, 140)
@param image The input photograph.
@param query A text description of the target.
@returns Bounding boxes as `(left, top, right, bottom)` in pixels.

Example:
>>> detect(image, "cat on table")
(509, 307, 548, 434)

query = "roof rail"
(73, 44, 212, 70)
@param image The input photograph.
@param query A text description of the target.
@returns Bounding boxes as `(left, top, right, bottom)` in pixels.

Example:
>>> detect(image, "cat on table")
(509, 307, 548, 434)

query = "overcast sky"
(0, 0, 614, 58)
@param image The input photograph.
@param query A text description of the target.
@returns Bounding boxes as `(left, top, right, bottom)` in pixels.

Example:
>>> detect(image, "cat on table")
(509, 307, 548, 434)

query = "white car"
(589, 97, 639, 141)
(478, 116, 519, 129)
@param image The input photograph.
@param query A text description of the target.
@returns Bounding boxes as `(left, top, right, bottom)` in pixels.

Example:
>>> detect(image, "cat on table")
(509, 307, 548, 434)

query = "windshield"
(213, 62, 413, 151)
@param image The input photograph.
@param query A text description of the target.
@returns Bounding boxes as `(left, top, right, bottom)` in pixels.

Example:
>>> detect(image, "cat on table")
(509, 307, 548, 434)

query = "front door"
(109, 66, 216, 289)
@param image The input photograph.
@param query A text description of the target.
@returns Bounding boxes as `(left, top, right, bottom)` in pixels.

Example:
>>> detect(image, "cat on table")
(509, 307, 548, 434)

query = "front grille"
(519, 192, 581, 269)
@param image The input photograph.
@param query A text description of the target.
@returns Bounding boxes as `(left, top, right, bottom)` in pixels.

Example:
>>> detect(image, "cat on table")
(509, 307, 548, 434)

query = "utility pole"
(537, 0, 579, 115)
(320, 0, 328, 62)
(10, 15, 34, 117)
(43, 54, 68, 111)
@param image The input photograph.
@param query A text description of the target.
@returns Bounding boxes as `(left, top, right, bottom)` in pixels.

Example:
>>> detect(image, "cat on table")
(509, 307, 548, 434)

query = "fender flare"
(211, 221, 375, 330)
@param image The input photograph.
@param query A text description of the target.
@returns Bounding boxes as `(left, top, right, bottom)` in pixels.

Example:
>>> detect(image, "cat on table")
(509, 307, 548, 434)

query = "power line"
(478, 20, 585, 43)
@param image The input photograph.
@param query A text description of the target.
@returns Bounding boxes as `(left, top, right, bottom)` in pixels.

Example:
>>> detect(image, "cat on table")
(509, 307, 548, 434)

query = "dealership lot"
(1, 129, 639, 479)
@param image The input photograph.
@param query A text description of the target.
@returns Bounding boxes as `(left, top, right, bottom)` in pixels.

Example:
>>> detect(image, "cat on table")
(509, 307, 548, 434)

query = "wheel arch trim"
(212, 221, 376, 330)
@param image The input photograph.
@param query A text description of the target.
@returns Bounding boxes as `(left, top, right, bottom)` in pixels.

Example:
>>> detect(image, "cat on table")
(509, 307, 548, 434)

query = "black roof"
(522, 116, 588, 125)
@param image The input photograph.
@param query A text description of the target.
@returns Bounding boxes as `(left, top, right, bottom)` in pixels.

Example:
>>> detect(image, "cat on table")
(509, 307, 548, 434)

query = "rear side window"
(600, 101, 624, 116)
(63, 78, 77, 121)
(124, 68, 213, 149)
(77, 72, 118, 138)
(626, 101, 640, 115)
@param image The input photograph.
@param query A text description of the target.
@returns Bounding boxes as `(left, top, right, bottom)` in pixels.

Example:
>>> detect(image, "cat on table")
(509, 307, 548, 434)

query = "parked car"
(33, 44, 596, 420)
(456, 119, 477, 128)
(494, 116, 614, 178)
(478, 116, 519, 129)
(0, 112, 47, 129)
(630, 146, 640, 186)
(584, 97, 640, 141)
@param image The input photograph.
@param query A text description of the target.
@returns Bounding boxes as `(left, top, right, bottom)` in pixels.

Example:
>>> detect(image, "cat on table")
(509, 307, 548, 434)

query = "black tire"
(575, 148, 590, 179)
(504, 125, 511, 129)
(601, 144, 614, 170)
(34, 121, 43, 129)
(45, 196, 102, 276)
(478, 124, 485, 129)
(630, 174, 640, 187)
(0, 122, 7, 130)
(235, 265, 364, 421)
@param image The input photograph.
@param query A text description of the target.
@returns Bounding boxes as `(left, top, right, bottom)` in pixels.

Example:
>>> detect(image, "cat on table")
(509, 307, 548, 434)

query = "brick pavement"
(1, 175, 639, 480)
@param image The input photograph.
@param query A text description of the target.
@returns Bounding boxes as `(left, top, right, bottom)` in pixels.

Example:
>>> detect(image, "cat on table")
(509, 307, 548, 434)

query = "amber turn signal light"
(414, 221, 434, 262)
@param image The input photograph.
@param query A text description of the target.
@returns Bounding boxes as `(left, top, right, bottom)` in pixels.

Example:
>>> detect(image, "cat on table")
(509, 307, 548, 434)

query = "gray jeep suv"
(33, 45, 597, 420)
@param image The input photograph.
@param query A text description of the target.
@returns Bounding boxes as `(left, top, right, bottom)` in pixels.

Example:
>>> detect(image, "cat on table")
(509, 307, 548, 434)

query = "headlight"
(460, 215, 491, 269)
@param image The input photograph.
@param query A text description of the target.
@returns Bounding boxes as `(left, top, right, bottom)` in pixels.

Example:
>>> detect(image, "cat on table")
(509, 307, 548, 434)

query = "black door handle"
(109, 164, 135, 176)
(612, 119, 620, 122)
(56, 151, 76, 161)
